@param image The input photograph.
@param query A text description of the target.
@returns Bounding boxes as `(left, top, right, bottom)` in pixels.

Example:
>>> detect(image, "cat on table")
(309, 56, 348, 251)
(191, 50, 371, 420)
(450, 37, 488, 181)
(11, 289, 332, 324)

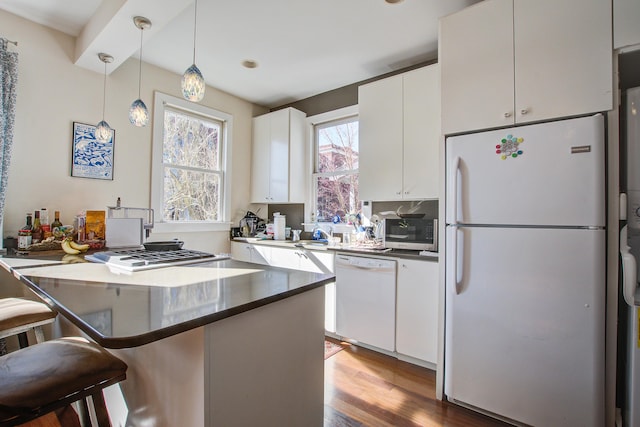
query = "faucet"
(312, 225, 332, 240)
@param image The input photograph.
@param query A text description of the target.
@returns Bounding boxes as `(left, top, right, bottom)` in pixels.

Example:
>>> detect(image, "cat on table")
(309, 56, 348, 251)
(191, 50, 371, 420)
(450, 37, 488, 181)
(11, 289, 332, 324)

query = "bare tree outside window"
(314, 117, 360, 222)
(162, 109, 222, 221)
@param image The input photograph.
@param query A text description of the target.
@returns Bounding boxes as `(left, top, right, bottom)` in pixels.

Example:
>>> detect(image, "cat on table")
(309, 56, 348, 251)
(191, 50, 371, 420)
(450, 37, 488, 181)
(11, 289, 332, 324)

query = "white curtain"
(0, 39, 18, 247)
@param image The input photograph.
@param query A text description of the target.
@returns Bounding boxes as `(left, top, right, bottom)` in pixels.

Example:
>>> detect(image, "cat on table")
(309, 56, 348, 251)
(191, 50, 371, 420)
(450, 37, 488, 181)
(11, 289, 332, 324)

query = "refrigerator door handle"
(447, 226, 462, 295)
(450, 156, 460, 225)
(621, 225, 638, 307)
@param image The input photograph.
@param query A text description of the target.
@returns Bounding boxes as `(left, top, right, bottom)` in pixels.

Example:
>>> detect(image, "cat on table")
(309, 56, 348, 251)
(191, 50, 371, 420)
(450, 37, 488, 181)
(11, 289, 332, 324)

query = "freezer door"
(446, 114, 605, 227)
(444, 226, 605, 426)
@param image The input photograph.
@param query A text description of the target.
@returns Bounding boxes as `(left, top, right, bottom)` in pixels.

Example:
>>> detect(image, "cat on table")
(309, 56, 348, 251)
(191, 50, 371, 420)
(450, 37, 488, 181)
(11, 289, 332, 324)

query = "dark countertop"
(232, 237, 439, 261)
(1, 255, 334, 349)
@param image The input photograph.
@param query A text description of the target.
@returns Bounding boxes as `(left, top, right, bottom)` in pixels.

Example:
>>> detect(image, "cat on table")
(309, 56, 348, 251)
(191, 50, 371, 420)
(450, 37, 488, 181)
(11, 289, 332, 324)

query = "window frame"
(151, 92, 232, 233)
(307, 105, 359, 224)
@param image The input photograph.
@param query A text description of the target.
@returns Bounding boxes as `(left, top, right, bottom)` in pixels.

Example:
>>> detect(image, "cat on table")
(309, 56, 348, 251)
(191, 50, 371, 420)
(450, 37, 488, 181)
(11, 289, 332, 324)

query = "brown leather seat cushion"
(0, 337, 127, 418)
(0, 298, 56, 330)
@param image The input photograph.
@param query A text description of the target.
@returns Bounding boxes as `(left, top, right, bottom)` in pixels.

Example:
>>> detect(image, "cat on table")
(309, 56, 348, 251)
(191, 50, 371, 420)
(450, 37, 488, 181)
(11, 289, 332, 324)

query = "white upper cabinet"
(359, 64, 440, 201)
(614, 0, 640, 49)
(251, 107, 307, 203)
(440, 0, 613, 135)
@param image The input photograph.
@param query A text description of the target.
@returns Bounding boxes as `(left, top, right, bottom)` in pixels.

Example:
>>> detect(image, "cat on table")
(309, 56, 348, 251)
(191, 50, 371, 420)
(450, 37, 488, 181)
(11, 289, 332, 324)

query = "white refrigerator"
(621, 86, 640, 427)
(444, 114, 606, 426)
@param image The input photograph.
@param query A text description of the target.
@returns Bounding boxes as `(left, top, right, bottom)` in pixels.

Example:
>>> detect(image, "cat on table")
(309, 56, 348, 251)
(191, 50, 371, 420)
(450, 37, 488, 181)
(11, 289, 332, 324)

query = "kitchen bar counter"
(0, 253, 333, 427)
(2, 256, 333, 348)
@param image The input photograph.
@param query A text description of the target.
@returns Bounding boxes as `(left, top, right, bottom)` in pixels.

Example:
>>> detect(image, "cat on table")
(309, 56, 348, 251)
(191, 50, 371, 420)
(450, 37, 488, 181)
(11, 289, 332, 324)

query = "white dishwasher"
(335, 254, 397, 352)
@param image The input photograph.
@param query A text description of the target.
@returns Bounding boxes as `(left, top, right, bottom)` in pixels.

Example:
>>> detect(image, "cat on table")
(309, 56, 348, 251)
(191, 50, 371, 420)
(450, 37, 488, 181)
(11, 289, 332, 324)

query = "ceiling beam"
(74, 0, 192, 74)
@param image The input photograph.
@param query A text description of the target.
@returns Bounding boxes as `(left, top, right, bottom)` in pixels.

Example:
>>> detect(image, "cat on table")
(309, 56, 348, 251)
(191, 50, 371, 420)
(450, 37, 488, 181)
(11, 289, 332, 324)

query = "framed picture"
(71, 122, 114, 180)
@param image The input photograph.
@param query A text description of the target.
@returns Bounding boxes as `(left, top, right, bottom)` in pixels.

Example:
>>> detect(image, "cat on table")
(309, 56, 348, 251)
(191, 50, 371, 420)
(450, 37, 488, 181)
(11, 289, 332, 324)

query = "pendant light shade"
(182, 0, 205, 102)
(129, 99, 149, 126)
(96, 53, 114, 144)
(129, 16, 151, 127)
(182, 64, 205, 102)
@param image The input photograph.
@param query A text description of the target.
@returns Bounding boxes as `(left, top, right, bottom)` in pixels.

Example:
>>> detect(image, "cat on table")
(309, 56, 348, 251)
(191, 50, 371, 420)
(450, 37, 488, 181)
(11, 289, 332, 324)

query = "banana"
(61, 239, 81, 255)
(68, 240, 90, 252)
(62, 254, 86, 264)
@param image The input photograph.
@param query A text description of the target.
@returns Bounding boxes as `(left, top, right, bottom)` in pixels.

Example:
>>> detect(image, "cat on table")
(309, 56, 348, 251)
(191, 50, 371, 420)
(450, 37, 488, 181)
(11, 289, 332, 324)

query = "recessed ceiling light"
(385, 0, 404, 4)
(242, 60, 258, 69)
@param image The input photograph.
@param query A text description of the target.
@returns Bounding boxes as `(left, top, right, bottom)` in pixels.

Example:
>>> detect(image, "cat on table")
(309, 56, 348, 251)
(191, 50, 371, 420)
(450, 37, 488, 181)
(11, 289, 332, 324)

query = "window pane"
(317, 119, 358, 173)
(163, 167, 220, 221)
(315, 174, 360, 222)
(163, 110, 220, 170)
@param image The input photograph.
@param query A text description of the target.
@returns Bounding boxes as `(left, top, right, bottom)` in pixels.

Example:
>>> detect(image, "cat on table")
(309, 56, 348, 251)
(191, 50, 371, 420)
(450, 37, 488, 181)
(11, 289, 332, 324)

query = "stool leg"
(17, 331, 29, 348)
(34, 326, 46, 344)
(78, 399, 92, 427)
(91, 391, 112, 427)
(0, 337, 6, 356)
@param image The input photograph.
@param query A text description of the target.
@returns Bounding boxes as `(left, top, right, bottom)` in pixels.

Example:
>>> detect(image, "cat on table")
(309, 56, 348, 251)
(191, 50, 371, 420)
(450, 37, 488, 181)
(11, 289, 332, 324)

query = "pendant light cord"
(102, 60, 107, 121)
(138, 27, 144, 99)
(192, 0, 198, 64)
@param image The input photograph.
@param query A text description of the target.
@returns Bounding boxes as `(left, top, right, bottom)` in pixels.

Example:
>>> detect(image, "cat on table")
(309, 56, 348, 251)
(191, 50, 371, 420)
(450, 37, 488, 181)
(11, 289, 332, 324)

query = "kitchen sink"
(292, 240, 328, 247)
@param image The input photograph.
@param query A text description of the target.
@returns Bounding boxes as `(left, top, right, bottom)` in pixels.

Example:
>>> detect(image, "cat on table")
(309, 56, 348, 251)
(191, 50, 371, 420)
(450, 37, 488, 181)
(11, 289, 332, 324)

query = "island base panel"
(205, 286, 325, 427)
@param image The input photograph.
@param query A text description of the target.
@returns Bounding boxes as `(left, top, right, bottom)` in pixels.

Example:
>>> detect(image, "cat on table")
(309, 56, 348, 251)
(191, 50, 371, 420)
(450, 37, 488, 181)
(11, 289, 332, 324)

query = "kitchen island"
(0, 255, 333, 427)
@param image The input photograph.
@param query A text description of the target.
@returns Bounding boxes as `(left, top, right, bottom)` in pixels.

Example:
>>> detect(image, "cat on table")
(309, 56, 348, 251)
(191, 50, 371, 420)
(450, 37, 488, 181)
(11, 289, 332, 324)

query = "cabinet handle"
(520, 108, 529, 115)
(396, 191, 402, 195)
(503, 112, 512, 118)
(404, 191, 409, 195)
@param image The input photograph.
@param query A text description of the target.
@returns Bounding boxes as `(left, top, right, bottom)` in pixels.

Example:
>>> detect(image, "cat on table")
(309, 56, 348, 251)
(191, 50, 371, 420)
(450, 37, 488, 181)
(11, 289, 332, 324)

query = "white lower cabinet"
(396, 259, 439, 365)
(230, 242, 270, 265)
(231, 242, 439, 366)
(231, 242, 336, 332)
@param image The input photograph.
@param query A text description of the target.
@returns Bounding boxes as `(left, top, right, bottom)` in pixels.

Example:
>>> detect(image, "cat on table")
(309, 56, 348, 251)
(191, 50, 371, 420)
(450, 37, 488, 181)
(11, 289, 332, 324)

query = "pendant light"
(129, 16, 151, 127)
(181, 0, 205, 102)
(95, 53, 114, 144)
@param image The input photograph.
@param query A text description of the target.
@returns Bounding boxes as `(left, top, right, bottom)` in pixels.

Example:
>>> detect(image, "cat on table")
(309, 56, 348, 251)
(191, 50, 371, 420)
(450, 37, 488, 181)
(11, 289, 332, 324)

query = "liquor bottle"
(17, 213, 33, 250)
(50, 211, 62, 230)
(32, 210, 43, 244)
(39, 208, 49, 226)
(40, 208, 51, 239)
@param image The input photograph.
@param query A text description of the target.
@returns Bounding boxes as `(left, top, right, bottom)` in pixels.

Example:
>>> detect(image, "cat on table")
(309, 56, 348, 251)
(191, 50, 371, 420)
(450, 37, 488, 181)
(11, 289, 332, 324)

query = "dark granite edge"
(13, 270, 334, 349)
(328, 247, 439, 261)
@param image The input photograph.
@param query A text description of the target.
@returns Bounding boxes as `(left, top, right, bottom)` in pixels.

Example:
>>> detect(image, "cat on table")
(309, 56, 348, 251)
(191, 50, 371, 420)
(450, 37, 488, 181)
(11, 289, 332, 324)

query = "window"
(311, 106, 360, 223)
(151, 93, 232, 232)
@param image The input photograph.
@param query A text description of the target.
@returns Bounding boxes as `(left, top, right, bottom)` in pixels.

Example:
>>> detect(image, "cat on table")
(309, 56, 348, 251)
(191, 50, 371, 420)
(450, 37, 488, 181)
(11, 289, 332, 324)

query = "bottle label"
(17, 234, 32, 250)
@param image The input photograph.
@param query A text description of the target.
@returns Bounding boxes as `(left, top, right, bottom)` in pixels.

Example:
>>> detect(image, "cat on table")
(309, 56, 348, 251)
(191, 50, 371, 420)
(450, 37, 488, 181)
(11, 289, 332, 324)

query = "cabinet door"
(297, 250, 334, 274)
(358, 75, 403, 201)
(268, 246, 300, 270)
(514, 0, 612, 124)
(287, 108, 307, 203)
(440, 0, 515, 135)
(403, 65, 440, 199)
(250, 115, 272, 203)
(615, 0, 640, 49)
(268, 109, 291, 202)
(231, 242, 270, 265)
(231, 242, 253, 263)
(396, 259, 439, 364)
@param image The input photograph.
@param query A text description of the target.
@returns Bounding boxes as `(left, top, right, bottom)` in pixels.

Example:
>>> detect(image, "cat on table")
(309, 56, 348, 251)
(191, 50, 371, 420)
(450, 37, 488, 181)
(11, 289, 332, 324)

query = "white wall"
(0, 10, 268, 253)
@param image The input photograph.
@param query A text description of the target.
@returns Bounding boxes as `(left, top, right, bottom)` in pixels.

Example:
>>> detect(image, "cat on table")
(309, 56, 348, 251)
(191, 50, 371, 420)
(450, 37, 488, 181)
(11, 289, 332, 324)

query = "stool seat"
(0, 337, 127, 426)
(0, 298, 56, 340)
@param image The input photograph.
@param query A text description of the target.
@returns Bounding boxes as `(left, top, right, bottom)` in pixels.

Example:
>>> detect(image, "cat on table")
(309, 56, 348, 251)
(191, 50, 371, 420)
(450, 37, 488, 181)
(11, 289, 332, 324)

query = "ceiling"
(0, 0, 481, 108)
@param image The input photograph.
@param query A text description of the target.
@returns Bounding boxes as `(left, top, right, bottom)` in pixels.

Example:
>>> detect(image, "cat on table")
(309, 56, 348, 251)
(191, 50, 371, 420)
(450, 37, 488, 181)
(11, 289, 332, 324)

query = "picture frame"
(71, 122, 114, 180)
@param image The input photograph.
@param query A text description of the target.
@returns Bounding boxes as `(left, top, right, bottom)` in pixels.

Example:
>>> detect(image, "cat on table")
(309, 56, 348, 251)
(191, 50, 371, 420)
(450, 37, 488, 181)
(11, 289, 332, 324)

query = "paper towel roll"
(274, 215, 286, 240)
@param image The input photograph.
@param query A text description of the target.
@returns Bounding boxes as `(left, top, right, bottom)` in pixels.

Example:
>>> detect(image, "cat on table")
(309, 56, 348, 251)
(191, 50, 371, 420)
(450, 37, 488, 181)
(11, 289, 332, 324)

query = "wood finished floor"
(324, 338, 510, 427)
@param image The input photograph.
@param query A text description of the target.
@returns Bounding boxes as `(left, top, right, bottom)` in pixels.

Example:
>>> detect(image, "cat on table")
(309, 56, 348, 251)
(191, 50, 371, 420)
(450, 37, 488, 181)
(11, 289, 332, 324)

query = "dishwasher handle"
(335, 255, 396, 272)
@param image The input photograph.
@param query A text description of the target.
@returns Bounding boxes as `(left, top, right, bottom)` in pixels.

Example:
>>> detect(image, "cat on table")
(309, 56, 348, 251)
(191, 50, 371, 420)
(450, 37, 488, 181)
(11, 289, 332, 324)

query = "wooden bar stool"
(0, 337, 128, 427)
(0, 297, 57, 354)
